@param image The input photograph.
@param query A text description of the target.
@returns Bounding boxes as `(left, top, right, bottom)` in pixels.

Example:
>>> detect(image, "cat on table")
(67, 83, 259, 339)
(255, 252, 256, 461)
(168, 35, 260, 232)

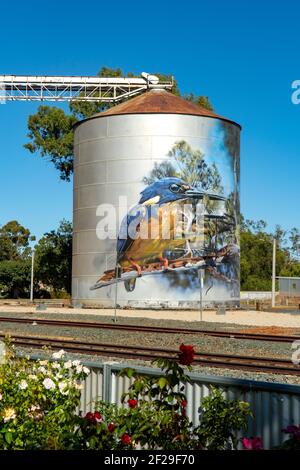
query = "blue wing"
(117, 205, 147, 260)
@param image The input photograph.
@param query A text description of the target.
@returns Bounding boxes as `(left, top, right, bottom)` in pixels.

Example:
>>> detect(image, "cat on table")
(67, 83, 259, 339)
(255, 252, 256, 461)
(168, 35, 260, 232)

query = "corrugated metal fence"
(77, 360, 300, 449)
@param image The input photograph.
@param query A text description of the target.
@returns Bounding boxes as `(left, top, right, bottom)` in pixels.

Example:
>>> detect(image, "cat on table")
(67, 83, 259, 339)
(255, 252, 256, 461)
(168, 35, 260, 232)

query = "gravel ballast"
(0, 308, 299, 385)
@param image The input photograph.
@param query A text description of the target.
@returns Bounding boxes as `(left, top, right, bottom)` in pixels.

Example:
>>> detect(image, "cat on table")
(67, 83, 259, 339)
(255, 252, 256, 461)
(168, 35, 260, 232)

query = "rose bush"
(75, 345, 251, 450)
(0, 341, 255, 450)
(0, 344, 89, 449)
(195, 387, 251, 450)
(273, 424, 300, 450)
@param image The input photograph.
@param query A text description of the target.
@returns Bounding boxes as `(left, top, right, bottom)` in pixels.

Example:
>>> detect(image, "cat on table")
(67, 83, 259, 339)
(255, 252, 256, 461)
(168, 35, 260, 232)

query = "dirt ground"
(0, 305, 300, 328)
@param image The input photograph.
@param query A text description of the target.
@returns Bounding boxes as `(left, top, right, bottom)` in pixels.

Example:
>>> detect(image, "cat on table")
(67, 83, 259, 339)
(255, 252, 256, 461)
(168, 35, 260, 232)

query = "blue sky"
(0, 0, 299, 240)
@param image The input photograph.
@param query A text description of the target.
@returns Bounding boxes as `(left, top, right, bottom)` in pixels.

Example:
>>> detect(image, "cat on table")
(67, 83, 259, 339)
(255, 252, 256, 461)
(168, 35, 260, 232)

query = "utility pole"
(113, 264, 121, 323)
(272, 238, 276, 308)
(30, 249, 35, 303)
(199, 269, 204, 322)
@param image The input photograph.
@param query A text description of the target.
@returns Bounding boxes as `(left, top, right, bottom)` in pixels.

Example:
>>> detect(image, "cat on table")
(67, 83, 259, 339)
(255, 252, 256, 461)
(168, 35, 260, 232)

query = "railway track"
(1, 332, 300, 376)
(0, 316, 298, 343)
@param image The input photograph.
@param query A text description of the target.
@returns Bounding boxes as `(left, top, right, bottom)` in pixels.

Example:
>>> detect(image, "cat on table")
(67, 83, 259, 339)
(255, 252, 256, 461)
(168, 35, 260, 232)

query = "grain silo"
(72, 90, 241, 308)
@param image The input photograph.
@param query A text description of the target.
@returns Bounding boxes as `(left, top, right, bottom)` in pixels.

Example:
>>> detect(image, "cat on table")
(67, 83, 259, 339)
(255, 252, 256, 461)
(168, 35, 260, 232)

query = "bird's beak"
(184, 187, 226, 201)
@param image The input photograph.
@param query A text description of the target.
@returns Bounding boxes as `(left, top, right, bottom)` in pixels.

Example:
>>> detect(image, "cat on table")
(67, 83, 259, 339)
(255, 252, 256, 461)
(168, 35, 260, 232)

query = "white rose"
(28, 374, 38, 381)
(43, 378, 55, 390)
(3, 408, 16, 422)
(39, 360, 48, 366)
(18, 380, 28, 390)
(64, 360, 72, 369)
(38, 367, 47, 374)
(74, 383, 83, 391)
(52, 363, 61, 369)
(52, 349, 66, 359)
(72, 360, 81, 367)
(29, 405, 40, 412)
(0, 393, 2, 400)
(83, 367, 90, 375)
(58, 382, 69, 396)
(76, 364, 83, 373)
(28, 405, 44, 420)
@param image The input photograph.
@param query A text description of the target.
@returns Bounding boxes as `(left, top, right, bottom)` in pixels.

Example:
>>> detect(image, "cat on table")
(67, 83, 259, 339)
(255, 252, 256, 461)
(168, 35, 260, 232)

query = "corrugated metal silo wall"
(73, 114, 240, 308)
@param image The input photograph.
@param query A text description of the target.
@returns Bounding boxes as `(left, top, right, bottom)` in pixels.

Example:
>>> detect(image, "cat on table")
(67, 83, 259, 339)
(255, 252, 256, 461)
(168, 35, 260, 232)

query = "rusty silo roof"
(76, 89, 241, 129)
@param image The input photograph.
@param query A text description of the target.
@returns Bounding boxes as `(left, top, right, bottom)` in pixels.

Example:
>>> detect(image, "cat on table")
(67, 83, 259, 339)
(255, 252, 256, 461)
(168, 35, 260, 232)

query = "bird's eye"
(170, 184, 186, 193)
(170, 184, 180, 193)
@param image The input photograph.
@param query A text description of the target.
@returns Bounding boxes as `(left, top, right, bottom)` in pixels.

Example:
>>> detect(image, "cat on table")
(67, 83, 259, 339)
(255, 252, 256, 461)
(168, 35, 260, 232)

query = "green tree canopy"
(0, 220, 34, 261)
(184, 93, 213, 111)
(0, 220, 34, 298)
(240, 217, 300, 290)
(0, 219, 72, 298)
(35, 220, 72, 294)
(24, 107, 77, 181)
(0, 260, 31, 299)
(24, 67, 213, 181)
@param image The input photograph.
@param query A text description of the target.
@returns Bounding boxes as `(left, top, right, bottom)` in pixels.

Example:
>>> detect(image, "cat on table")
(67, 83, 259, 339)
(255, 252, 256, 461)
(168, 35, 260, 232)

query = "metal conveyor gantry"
(0, 72, 173, 103)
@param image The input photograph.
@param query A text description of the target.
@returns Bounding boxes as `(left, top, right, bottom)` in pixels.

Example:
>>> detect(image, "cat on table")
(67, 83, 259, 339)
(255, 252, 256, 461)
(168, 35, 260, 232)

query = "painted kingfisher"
(115, 177, 226, 291)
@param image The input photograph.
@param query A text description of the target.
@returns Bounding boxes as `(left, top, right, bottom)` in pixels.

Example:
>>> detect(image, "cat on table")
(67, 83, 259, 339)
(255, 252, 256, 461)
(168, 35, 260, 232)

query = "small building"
(278, 276, 300, 297)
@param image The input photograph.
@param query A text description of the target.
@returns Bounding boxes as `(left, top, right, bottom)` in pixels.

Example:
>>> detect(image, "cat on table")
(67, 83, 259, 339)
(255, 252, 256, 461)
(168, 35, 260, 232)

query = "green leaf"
(5, 432, 12, 444)
(158, 377, 168, 390)
(14, 437, 24, 447)
(119, 367, 135, 378)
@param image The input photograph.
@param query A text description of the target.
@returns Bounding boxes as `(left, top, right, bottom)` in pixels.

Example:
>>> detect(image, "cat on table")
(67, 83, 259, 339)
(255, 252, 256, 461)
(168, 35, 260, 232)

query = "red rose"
(121, 434, 132, 445)
(178, 344, 195, 366)
(108, 422, 115, 432)
(85, 411, 102, 423)
(128, 399, 138, 408)
(180, 399, 187, 416)
(85, 412, 94, 422)
(94, 411, 102, 423)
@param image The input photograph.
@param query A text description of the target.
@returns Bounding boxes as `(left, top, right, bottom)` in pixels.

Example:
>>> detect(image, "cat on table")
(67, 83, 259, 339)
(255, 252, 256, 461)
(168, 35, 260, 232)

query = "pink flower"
(242, 437, 263, 450)
(282, 424, 300, 439)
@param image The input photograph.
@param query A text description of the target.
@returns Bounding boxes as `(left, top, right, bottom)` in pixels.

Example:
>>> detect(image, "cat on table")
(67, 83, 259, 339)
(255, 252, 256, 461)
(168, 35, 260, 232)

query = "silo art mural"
(72, 90, 240, 308)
